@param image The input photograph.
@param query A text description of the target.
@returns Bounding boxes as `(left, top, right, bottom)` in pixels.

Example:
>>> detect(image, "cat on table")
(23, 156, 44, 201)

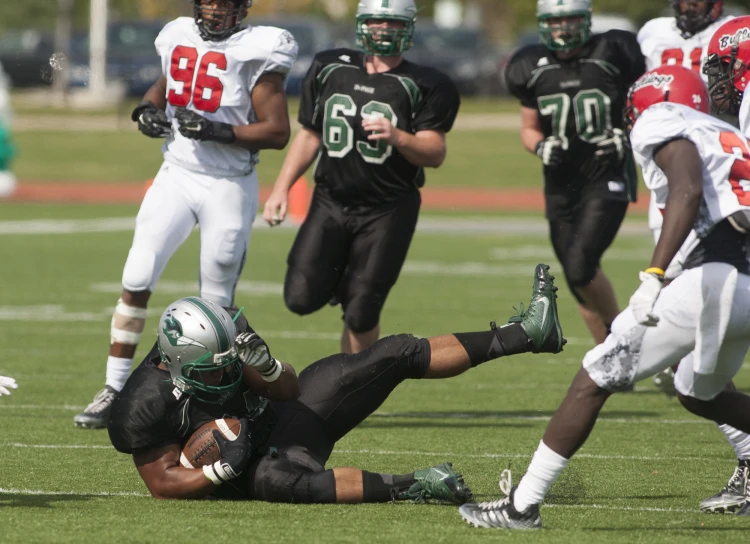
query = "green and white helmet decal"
(157, 297, 242, 403)
(537, 0, 592, 52)
(356, 0, 418, 57)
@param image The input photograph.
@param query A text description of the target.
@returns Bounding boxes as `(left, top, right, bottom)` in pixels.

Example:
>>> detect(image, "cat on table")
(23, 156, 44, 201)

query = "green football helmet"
(157, 297, 242, 404)
(537, 0, 592, 52)
(356, 0, 418, 57)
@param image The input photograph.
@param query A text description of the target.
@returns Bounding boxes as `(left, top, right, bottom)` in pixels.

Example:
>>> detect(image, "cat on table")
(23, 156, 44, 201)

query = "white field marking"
(402, 261, 535, 277)
(370, 412, 710, 425)
(491, 245, 653, 262)
(0, 216, 654, 238)
(0, 443, 730, 462)
(0, 487, 149, 498)
(90, 280, 284, 297)
(543, 503, 695, 514)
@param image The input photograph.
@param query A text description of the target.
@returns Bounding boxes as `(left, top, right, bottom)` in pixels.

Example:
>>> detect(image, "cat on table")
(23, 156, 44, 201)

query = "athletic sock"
(513, 440, 569, 512)
(362, 472, 416, 503)
(105, 356, 133, 392)
(454, 323, 529, 367)
(718, 424, 750, 460)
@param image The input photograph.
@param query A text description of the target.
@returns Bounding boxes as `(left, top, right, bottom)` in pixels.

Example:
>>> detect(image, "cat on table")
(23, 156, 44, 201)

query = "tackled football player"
(262, 0, 460, 354)
(75, 0, 298, 429)
(108, 265, 565, 502)
(504, 0, 645, 345)
(459, 66, 750, 529)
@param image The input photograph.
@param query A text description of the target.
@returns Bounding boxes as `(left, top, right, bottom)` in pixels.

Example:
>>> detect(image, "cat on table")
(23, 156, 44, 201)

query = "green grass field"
(0, 202, 748, 542)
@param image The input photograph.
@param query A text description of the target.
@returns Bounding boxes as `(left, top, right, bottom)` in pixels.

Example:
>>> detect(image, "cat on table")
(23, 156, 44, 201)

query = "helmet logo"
(719, 28, 750, 50)
(162, 315, 208, 350)
(693, 94, 703, 105)
(633, 73, 675, 91)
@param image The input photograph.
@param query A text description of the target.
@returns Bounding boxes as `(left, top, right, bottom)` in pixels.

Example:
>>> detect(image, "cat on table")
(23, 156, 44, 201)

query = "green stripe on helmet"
(183, 297, 231, 353)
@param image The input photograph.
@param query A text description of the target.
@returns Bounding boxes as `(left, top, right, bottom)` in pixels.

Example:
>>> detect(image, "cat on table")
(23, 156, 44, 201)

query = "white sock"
(105, 356, 133, 392)
(718, 423, 750, 460)
(513, 440, 569, 512)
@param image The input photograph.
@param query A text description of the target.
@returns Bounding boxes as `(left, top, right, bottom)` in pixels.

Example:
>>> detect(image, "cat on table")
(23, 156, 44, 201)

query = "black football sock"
(362, 472, 416, 503)
(454, 323, 530, 367)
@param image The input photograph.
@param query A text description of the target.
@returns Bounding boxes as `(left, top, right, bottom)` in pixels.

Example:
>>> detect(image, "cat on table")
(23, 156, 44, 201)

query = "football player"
(504, 0, 645, 346)
(0, 375, 17, 396)
(460, 66, 750, 529)
(74, 0, 298, 429)
(108, 265, 565, 502)
(262, 0, 460, 354)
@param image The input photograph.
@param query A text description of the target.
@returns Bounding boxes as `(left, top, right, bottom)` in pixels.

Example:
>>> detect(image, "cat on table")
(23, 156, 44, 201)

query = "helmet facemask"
(192, 0, 250, 42)
(356, 15, 415, 56)
(161, 344, 243, 404)
(673, 0, 720, 39)
(704, 51, 746, 115)
(538, 13, 591, 53)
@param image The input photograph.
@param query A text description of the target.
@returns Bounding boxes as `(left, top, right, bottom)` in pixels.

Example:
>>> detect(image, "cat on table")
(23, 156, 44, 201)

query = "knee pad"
(252, 449, 334, 504)
(343, 290, 384, 333)
(284, 270, 330, 316)
(560, 250, 598, 289)
(211, 227, 245, 268)
(110, 298, 148, 345)
(121, 247, 157, 292)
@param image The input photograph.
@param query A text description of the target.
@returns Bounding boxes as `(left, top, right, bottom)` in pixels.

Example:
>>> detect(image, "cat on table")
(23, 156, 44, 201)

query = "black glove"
(535, 137, 565, 167)
(131, 101, 171, 138)
(175, 108, 236, 144)
(594, 128, 628, 166)
(235, 332, 282, 382)
(202, 418, 251, 485)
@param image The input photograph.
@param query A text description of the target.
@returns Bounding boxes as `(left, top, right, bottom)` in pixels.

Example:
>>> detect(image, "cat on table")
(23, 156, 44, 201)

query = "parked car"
(251, 17, 335, 95)
(405, 23, 503, 97)
(69, 21, 165, 97)
(0, 29, 55, 88)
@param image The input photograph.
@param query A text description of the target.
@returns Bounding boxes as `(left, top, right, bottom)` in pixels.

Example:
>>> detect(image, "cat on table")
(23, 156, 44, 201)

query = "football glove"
(174, 108, 236, 144)
(131, 101, 171, 138)
(235, 332, 283, 382)
(535, 137, 565, 167)
(0, 375, 17, 396)
(629, 271, 664, 326)
(202, 418, 251, 485)
(594, 128, 628, 165)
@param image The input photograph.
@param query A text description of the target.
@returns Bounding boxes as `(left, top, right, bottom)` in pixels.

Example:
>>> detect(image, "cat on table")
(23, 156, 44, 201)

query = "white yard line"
(0, 487, 149, 498)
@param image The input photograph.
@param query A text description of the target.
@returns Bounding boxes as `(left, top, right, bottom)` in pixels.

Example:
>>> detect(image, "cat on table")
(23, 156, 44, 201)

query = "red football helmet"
(704, 16, 750, 115)
(624, 65, 709, 129)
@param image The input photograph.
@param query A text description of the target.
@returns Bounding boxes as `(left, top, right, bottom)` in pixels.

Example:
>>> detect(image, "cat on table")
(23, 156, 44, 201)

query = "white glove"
(629, 271, 664, 326)
(0, 375, 17, 396)
(594, 128, 628, 164)
(235, 332, 282, 382)
(535, 137, 565, 167)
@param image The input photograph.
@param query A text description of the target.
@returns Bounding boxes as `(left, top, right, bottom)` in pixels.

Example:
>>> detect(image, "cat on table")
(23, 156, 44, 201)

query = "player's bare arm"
(651, 138, 704, 272)
(242, 362, 299, 401)
(134, 442, 217, 499)
(362, 117, 446, 168)
(143, 75, 168, 110)
(520, 106, 544, 153)
(263, 127, 322, 226)
(232, 72, 291, 151)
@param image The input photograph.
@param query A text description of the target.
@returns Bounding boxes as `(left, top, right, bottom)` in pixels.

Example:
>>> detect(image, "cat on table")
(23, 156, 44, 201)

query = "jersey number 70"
(168, 46, 226, 113)
(537, 90, 612, 148)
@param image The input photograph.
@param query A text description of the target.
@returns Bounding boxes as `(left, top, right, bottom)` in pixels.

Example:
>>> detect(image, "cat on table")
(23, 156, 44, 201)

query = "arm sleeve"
(412, 74, 461, 133)
(631, 103, 690, 188)
(263, 30, 298, 77)
(504, 53, 535, 109)
(297, 55, 324, 133)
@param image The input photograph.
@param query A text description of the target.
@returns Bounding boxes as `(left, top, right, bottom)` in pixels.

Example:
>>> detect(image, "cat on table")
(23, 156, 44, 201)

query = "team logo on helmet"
(162, 315, 208, 350)
(632, 73, 674, 92)
(719, 28, 750, 50)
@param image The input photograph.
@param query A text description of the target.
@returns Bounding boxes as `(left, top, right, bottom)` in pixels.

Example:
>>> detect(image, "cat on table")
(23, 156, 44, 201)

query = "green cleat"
(396, 462, 473, 504)
(507, 264, 566, 354)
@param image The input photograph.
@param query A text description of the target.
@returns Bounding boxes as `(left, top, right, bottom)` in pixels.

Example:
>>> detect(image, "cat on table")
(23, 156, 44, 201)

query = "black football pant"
(247, 334, 431, 503)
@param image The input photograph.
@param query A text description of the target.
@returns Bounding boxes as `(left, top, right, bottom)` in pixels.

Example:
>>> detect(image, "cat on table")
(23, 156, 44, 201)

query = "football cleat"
(737, 500, 750, 516)
(396, 462, 473, 504)
(507, 264, 566, 354)
(652, 367, 677, 397)
(699, 460, 749, 514)
(459, 470, 542, 530)
(74, 386, 118, 429)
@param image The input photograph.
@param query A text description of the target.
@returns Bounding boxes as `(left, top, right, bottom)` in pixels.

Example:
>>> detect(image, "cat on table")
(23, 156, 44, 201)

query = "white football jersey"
(632, 102, 750, 238)
(638, 16, 733, 80)
(155, 18, 298, 177)
(739, 90, 750, 138)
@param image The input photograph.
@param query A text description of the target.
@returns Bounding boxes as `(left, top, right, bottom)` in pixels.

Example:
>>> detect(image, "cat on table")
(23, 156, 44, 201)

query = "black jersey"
(108, 342, 275, 457)
(505, 30, 645, 192)
(298, 48, 460, 207)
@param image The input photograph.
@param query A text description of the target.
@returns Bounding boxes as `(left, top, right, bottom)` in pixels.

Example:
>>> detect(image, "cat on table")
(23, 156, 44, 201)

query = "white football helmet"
(356, 0, 418, 56)
(157, 297, 242, 403)
(536, 0, 593, 52)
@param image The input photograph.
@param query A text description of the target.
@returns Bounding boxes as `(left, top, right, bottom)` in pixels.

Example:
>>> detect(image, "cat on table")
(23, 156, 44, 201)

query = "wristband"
(644, 267, 665, 278)
(203, 464, 223, 486)
(259, 358, 283, 382)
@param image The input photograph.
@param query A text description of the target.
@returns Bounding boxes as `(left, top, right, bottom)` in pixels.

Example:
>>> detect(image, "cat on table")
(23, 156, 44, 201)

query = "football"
(180, 418, 242, 469)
